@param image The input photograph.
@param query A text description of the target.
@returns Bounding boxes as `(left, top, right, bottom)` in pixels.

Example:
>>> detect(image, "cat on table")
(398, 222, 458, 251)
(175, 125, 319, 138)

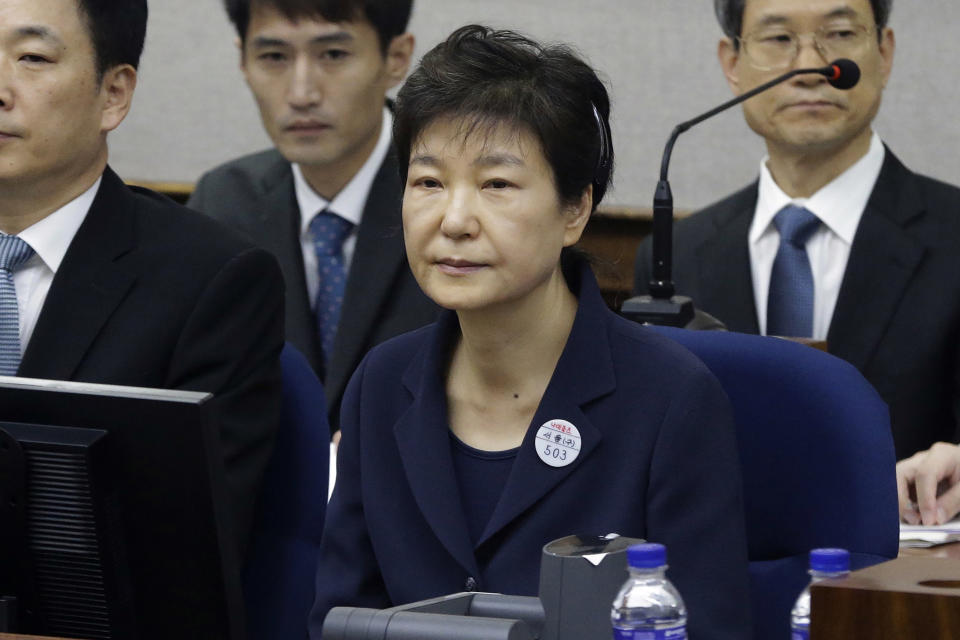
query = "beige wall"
(109, 1, 959, 211)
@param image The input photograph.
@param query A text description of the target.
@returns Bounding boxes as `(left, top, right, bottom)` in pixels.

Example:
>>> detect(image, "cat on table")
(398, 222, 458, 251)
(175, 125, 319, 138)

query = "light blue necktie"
(767, 205, 821, 338)
(0, 234, 35, 375)
(309, 210, 353, 367)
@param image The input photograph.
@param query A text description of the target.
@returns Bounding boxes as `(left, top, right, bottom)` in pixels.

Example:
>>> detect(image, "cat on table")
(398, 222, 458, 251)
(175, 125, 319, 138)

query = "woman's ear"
(562, 185, 593, 247)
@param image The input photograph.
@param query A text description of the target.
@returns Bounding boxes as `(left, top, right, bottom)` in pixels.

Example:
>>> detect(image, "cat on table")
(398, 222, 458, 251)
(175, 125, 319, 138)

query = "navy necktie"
(309, 210, 353, 366)
(0, 234, 35, 375)
(767, 205, 821, 337)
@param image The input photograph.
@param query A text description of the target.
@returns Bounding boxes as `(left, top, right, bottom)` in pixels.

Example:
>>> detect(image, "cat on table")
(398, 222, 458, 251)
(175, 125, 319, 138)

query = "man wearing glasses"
(635, 0, 960, 512)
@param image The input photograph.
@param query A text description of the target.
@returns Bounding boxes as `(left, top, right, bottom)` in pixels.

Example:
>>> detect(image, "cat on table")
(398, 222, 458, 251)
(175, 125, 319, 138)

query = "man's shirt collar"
(750, 131, 885, 246)
(17, 176, 102, 273)
(294, 106, 393, 233)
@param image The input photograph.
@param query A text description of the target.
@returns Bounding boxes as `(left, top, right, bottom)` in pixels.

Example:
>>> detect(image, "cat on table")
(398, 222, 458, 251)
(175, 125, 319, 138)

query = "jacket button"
(464, 576, 477, 591)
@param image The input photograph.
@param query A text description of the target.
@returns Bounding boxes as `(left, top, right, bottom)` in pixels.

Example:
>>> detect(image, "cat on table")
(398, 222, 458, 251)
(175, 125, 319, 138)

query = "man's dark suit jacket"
(17, 167, 285, 554)
(634, 149, 960, 459)
(309, 258, 752, 640)
(188, 148, 438, 429)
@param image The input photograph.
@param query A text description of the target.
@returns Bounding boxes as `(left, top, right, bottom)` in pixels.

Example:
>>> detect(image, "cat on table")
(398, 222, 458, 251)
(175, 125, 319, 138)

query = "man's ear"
(717, 37, 744, 96)
(100, 65, 137, 134)
(562, 185, 593, 248)
(878, 27, 895, 89)
(384, 33, 415, 89)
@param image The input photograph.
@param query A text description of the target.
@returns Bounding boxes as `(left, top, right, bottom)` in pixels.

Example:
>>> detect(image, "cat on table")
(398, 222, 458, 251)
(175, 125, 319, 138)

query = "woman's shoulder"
(356, 322, 439, 380)
(339, 322, 441, 429)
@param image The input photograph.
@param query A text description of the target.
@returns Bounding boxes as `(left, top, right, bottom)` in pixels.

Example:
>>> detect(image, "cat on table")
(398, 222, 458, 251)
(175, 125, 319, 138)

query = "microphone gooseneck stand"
(620, 60, 860, 327)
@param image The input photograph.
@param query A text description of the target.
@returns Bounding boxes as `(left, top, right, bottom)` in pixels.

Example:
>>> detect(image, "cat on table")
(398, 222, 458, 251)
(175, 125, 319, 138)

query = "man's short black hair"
(394, 25, 614, 213)
(714, 0, 893, 38)
(224, 0, 412, 53)
(76, 0, 148, 79)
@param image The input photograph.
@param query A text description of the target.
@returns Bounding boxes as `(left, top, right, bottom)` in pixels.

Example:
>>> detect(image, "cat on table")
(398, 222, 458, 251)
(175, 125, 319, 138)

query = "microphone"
(825, 58, 860, 89)
(621, 59, 861, 327)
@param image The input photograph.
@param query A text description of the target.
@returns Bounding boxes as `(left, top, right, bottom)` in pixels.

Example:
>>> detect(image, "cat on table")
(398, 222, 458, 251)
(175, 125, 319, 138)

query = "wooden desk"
(810, 544, 960, 638)
(577, 213, 651, 307)
(124, 179, 194, 204)
(899, 540, 960, 560)
(0, 634, 70, 640)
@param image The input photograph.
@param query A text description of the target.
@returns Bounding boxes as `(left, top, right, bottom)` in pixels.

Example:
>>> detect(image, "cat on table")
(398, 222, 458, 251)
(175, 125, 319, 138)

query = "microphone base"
(620, 295, 695, 327)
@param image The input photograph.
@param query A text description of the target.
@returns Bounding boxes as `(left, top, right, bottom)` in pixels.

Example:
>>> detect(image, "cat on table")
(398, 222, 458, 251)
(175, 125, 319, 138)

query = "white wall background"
(110, 1, 959, 211)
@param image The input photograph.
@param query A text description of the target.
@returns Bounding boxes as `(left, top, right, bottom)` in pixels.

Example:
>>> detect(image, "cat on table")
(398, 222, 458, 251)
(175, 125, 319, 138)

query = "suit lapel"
(327, 149, 407, 406)
(694, 186, 760, 333)
(394, 312, 480, 578)
(477, 262, 615, 547)
(18, 169, 137, 379)
(827, 150, 926, 371)
(253, 160, 321, 371)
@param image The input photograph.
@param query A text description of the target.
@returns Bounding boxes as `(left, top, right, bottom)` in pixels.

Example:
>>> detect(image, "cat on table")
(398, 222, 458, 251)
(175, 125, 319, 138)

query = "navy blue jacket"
(310, 259, 752, 640)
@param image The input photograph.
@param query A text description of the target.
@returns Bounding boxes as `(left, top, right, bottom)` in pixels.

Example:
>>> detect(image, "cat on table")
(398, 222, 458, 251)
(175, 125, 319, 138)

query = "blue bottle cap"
(627, 543, 667, 569)
(809, 548, 849, 573)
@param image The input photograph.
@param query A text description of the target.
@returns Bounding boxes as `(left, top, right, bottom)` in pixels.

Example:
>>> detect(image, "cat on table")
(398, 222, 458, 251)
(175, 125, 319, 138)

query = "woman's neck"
(446, 267, 578, 450)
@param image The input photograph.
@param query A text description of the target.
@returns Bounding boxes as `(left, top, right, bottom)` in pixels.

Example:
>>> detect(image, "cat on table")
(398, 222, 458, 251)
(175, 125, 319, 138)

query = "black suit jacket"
(634, 149, 960, 459)
(310, 258, 752, 640)
(18, 167, 285, 553)
(188, 148, 438, 429)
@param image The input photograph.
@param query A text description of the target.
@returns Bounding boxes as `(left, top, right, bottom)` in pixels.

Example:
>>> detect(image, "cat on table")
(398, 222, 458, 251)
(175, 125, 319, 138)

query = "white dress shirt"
(749, 132, 885, 340)
(294, 107, 393, 309)
(10, 177, 101, 355)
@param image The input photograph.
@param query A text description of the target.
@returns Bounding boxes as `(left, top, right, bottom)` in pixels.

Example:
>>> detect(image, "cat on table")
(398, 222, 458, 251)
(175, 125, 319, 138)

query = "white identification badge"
(535, 419, 581, 468)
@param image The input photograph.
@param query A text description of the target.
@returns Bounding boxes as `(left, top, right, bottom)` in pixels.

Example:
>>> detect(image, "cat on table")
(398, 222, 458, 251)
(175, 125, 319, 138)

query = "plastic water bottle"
(790, 548, 850, 640)
(611, 543, 687, 639)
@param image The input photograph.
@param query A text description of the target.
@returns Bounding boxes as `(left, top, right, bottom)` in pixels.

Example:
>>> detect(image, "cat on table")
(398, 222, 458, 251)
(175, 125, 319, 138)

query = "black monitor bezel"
(0, 376, 245, 640)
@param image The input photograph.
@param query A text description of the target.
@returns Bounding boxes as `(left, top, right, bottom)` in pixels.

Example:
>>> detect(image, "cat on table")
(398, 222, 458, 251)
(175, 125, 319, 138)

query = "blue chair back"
(649, 326, 898, 640)
(243, 343, 329, 640)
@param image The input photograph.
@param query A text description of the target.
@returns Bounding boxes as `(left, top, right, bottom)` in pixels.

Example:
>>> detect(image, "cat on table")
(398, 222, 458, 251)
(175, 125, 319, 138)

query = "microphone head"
(826, 58, 860, 90)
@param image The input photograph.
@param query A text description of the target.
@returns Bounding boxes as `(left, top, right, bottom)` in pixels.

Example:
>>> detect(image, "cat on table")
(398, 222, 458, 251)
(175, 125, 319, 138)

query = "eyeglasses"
(738, 23, 876, 71)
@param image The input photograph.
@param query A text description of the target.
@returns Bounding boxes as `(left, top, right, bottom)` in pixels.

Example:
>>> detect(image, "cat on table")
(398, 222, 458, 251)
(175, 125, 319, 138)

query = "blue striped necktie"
(309, 210, 353, 367)
(0, 234, 35, 375)
(767, 205, 821, 337)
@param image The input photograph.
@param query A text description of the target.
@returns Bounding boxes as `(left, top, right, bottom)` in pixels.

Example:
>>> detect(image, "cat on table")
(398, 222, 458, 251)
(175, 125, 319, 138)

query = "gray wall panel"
(110, 1, 958, 211)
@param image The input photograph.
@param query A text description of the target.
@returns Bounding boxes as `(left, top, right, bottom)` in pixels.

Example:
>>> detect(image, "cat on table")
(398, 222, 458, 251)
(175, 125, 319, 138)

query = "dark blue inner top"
(449, 432, 519, 545)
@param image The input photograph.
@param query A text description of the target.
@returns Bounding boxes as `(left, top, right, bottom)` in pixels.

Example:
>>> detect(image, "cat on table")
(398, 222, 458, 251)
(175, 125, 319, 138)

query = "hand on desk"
(897, 442, 960, 525)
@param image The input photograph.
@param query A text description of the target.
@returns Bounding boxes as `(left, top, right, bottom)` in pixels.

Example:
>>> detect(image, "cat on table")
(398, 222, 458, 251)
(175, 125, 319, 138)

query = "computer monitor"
(0, 375, 245, 640)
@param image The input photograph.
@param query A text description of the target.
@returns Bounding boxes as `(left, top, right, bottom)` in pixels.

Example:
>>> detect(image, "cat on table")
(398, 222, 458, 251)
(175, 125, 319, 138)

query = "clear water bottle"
(611, 543, 687, 639)
(790, 548, 850, 640)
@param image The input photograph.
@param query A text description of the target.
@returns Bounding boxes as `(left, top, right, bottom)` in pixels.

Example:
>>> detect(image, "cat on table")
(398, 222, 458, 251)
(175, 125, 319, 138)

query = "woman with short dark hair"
(310, 25, 752, 640)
